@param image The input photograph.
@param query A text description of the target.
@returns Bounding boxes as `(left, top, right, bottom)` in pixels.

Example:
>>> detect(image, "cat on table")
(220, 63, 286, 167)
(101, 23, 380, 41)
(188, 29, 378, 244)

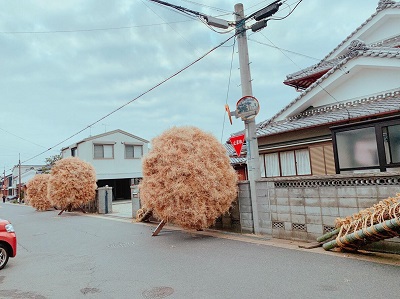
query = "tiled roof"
(285, 58, 340, 82)
(318, 0, 400, 64)
(224, 143, 247, 164)
(265, 45, 400, 126)
(256, 90, 400, 138)
(284, 36, 400, 86)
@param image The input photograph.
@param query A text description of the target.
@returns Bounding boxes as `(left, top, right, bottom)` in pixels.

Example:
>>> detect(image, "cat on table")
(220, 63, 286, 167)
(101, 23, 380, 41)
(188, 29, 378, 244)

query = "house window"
(71, 147, 77, 157)
(332, 117, 400, 173)
(125, 145, 143, 159)
(260, 149, 311, 177)
(94, 144, 114, 159)
(265, 153, 280, 177)
(336, 127, 379, 169)
(383, 124, 400, 164)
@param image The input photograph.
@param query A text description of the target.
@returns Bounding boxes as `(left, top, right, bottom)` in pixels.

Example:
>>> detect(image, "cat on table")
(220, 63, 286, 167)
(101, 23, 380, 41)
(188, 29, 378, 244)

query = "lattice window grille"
(323, 225, 336, 234)
(292, 223, 307, 231)
(274, 176, 400, 188)
(272, 221, 285, 230)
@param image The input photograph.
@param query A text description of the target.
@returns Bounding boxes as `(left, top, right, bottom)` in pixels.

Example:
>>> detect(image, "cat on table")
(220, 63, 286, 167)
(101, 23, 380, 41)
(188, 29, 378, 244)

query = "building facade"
(61, 129, 149, 200)
(229, 1, 400, 248)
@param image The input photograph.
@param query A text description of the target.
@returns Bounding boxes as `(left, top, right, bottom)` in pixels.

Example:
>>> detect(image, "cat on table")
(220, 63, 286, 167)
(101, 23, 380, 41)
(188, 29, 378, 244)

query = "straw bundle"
(48, 157, 97, 211)
(139, 126, 238, 230)
(334, 194, 400, 237)
(320, 194, 400, 250)
(26, 174, 52, 211)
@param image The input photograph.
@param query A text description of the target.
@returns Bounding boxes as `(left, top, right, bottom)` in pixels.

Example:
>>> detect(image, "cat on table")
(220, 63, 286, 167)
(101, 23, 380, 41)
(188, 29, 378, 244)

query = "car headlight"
(5, 224, 15, 233)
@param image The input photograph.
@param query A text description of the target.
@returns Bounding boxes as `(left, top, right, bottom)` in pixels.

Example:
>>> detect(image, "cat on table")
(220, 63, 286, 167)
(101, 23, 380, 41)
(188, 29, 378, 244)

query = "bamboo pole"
(323, 217, 400, 251)
(316, 228, 340, 243)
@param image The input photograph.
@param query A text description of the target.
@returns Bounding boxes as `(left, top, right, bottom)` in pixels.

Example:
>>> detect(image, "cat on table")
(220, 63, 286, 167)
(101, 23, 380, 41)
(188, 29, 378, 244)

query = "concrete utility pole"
(234, 3, 261, 234)
(18, 154, 21, 202)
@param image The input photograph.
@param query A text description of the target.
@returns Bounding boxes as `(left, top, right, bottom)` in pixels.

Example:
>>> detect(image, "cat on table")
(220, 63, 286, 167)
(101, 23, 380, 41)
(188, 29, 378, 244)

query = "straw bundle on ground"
(319, 193, 400, 250)
(139, 126, 238, 230)
(48, 157, 97, 211)
(26, 174, 52, 211)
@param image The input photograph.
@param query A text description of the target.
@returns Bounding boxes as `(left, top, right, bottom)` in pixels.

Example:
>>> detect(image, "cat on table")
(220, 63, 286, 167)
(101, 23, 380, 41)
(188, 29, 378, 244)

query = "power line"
(178, 0, 232, 14)
(221, 37, 237, 143)
(248, 37, 320, 61)
(0, 20, 194, 35)
(142, 0, 201, 55)
(259, 33, 351, 119)
(0, 127, 46, 149)
(21, 33, 238, 165)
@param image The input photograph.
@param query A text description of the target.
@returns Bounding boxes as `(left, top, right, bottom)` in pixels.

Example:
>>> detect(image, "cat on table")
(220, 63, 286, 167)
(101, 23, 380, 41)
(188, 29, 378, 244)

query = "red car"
(0, 219, 17, 270)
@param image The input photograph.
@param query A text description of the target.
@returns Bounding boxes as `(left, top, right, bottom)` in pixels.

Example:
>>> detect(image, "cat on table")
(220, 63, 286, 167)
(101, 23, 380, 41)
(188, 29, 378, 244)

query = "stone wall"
(238, 173, 400, 244)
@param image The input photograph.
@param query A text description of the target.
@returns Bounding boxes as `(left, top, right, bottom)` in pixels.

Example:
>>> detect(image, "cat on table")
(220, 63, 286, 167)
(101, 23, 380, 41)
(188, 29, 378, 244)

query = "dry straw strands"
(26, 174, 52, 211)
(48, 157, 97, 211)
(139, 126, 238, 230)
(318, 194, 400, 250)
(334, 194, 400, 239)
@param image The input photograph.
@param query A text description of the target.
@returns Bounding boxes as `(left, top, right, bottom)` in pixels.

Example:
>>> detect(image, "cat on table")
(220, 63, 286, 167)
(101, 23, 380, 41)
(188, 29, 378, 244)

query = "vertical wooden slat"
(324, 145, 336, 174)
(310, 146, 325, 175)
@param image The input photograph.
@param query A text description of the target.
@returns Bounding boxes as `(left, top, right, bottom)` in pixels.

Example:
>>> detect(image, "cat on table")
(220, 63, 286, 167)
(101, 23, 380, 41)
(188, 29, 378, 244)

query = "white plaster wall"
(61, 131, 149, 180)
(276, 56, 400, 120)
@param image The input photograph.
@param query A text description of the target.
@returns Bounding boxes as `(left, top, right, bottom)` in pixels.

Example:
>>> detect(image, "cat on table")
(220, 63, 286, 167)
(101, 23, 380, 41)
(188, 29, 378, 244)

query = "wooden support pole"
(152, 220, 166, 236)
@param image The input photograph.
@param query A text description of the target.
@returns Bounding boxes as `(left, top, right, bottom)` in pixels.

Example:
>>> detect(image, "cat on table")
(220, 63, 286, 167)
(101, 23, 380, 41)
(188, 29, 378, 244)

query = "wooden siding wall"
(309, 143, 335, 175)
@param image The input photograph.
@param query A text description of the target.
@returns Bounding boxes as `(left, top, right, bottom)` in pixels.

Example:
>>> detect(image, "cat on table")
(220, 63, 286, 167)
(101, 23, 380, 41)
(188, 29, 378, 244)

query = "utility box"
(98, 186, 113, 214)
(131, 185, 141, 218)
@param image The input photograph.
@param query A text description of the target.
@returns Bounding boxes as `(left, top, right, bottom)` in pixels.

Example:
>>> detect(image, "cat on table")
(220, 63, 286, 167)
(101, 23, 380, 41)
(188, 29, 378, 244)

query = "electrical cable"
(0, 128, 46, 149)
(220, 37, 236, 143)
(21, 33, 238, 165)
(178, 0, 232, 14)
(0, 20, 196, 34)
(142, 0, 201, 55)
(257, 33, 351, 120)
(248, 37, 320, 61)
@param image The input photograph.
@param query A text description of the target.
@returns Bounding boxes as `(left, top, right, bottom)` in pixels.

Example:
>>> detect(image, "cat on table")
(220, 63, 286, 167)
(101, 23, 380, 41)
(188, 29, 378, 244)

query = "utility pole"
(18, 154, 21, 203)
(234, 3, 261, 234)
(2, 167, 5, 199)
(148, 0, 282, 235)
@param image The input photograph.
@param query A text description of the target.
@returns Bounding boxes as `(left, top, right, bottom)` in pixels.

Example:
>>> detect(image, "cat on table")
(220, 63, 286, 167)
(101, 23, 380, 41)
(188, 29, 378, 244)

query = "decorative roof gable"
(267, 45, 400, 125)
(284, 1, 400, 90)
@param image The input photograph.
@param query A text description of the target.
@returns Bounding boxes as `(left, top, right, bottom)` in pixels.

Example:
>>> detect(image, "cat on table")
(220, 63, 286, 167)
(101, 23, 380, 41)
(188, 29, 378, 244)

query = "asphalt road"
(0, 203, 399, 299)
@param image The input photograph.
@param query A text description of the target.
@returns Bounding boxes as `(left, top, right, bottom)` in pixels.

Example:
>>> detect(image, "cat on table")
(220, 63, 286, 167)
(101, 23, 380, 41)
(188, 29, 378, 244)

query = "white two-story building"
(61, 129, 149, 200)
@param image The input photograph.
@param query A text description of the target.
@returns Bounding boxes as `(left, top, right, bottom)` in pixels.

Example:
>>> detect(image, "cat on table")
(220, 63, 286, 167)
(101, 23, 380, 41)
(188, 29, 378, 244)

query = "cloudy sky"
(0, 0, 379, 171)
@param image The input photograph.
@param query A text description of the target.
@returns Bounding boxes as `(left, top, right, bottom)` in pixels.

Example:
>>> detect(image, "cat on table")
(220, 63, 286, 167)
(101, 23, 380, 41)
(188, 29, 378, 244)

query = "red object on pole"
(230, 134, 245, 157)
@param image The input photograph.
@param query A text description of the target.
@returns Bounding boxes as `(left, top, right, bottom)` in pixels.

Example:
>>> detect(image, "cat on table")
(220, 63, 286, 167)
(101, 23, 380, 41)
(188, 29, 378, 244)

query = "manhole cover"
(142, 286, 174, 299)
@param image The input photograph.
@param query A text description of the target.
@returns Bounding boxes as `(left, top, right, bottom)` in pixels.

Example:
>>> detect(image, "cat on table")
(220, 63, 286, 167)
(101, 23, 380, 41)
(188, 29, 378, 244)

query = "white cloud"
(0, 0, 379, 170)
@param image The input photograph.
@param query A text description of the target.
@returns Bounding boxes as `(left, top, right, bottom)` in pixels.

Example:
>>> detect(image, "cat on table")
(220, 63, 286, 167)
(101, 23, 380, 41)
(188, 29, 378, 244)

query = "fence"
(238, 172, 400, 246)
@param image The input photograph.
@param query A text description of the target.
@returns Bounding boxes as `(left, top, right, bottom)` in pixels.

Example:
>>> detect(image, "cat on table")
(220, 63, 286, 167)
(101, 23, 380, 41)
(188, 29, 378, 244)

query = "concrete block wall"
(238, 182, 253, 233)
(238, 173, 400, 245)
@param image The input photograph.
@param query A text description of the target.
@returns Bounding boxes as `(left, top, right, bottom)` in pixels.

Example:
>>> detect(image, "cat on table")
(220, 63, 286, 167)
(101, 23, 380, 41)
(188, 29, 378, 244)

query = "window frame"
(331, 116, 400, 173)
(260, 147, 312, 177)
(124, 144, 143, 159)
(93, 143, 114, 159)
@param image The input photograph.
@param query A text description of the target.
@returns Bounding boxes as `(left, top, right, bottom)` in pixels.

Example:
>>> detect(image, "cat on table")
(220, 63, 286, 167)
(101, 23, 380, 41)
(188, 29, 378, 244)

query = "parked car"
(0, 219, 17, 269)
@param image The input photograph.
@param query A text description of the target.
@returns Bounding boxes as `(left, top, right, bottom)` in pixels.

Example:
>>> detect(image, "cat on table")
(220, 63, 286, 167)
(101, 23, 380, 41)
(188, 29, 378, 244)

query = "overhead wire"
(21, 33, 238, 165)
(178, 0, 232, 14)
(247, 37, 320, 61)
(0, 20, 195, 35)
(142, 0, 201, 55)
(0, 128, 46, 149)
(255, 32, 351, 119)
(220, 37, 237, 143)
